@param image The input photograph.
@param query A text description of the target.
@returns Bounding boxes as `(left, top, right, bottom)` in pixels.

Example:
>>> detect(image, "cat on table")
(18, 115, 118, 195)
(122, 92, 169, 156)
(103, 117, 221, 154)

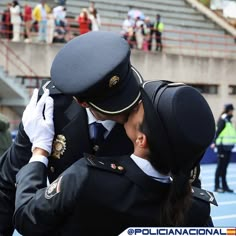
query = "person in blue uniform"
(0, 31, 143, 235)
(14, 80, 217, 235)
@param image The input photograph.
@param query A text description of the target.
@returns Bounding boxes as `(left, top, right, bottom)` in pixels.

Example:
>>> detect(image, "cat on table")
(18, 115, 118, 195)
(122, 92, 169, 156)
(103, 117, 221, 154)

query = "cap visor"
(89, 66, 143, 114)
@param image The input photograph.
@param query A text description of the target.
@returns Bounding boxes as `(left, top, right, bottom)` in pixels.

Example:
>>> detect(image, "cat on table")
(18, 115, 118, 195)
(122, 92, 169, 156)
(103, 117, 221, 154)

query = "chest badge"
(52, 134, 66, 159)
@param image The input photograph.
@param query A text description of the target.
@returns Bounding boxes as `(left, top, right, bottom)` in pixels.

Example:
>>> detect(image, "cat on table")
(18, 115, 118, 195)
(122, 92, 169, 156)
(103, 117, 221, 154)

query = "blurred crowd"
(0, 0, 101, 44)
(0, 0, 164, 51)
(121, 12, 164, 52)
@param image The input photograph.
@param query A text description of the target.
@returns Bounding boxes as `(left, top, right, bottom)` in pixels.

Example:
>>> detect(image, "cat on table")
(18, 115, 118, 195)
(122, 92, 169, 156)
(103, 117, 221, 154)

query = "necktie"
(91, 122, 106, 151)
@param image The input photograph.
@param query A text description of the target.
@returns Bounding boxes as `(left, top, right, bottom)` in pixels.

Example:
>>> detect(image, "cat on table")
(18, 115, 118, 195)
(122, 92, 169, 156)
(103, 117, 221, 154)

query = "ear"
(136, 133, 148, 149)
(73, 96, 89, 108)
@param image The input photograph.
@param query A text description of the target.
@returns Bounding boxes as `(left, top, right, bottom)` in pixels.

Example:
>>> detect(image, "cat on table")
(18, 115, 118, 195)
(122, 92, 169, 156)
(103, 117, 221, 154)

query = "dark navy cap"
(141, 80, 215, 173)
(50, 31, 143, 114)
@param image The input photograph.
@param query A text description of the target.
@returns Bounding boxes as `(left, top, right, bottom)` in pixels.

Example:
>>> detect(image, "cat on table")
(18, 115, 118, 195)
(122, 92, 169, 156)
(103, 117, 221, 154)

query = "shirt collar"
(86, 108, 115, 133)
(130, 154, 172, 183)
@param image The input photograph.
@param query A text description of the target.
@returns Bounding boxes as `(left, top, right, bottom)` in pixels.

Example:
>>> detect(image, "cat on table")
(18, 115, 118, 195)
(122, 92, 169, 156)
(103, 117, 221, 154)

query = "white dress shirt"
(86, 108, 115, 139)
(130, 154, 172, 183)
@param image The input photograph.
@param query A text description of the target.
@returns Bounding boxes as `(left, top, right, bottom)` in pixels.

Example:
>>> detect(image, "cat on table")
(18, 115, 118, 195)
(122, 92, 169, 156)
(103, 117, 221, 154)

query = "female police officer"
(14, 80, 216, 235)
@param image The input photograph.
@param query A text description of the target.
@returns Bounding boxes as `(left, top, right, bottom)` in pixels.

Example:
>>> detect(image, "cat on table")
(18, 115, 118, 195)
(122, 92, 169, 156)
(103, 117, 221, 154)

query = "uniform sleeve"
(0, 122, 32, 234)
(14, 160, 88, 235)
(0, 122, 32, 186)
(0, 92, 73, 235)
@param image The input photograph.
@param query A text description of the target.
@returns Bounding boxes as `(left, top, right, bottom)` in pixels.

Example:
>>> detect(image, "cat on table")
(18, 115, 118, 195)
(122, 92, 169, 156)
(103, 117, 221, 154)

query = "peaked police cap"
(50, 31, 143, 114)
(141, 80, 215, 173)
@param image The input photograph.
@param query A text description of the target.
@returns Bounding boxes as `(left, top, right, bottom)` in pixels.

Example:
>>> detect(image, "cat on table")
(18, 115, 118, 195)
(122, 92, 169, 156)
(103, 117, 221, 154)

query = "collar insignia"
(52, 134, 66, 159)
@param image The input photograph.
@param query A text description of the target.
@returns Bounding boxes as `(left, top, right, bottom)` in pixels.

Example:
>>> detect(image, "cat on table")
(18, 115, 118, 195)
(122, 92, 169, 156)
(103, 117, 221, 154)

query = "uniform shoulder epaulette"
(38, 79, 63, 96)
(192, 186, 218, 206)
(84, 153, 125, 174)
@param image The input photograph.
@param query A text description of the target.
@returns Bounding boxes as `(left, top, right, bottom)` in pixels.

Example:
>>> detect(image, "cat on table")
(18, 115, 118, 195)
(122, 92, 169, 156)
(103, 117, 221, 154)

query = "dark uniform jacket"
(14, 155, 215, 236)
(0, 85, 133, 235)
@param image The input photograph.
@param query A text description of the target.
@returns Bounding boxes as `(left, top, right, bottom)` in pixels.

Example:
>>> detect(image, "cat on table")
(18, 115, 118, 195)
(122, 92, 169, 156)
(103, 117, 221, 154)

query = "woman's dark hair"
(140, 89, 192, 226)
(12, 1, 19, 7)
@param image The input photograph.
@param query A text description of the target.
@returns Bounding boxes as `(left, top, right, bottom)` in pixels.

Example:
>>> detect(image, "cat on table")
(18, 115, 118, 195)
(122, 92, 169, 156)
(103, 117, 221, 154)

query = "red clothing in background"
(78, 16, 91, 35)
(23, 5, 32, 22)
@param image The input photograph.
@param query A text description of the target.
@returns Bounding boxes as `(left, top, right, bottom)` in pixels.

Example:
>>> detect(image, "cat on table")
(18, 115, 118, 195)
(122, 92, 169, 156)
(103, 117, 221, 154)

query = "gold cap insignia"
(109, 76, 120, 88)
(52, 134, 66, 159)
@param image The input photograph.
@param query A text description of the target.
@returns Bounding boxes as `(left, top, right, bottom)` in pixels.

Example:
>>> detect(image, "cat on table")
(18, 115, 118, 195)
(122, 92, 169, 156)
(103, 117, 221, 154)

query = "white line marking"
(212, 214, 236, 220)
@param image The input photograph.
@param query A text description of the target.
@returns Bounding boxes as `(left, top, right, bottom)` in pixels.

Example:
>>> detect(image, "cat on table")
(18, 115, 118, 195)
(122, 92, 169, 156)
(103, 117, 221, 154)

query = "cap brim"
(89, 66, 143, 114)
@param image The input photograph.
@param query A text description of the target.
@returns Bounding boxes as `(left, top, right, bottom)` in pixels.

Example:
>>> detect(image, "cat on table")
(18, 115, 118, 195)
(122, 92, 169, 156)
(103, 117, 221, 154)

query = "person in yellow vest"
(211, 103, 236, 193)
(154, 14, 164, 52)
(32, 0, 50, 42)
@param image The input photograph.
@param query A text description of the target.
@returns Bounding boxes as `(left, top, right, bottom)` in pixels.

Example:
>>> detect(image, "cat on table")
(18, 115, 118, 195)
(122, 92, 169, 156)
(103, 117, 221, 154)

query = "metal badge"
(93, 145, 100, 152)
(45, 176, 63, 199)
(52, 134, 66, 159)
(109, 76, 120, 88)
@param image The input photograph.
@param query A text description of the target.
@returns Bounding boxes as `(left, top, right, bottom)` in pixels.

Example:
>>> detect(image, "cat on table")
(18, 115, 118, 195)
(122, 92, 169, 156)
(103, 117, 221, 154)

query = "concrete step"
(0, 68, 30, 114)
(67, 7, 207, 22)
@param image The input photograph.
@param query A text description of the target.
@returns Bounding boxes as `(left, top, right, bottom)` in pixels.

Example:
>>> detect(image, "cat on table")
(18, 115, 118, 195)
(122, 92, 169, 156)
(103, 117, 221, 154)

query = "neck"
(133, 146, 149, 161)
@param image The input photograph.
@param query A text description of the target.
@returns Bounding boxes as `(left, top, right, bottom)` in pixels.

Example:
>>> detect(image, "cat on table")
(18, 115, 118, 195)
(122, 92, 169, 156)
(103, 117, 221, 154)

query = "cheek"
(124, 117, 137, 140)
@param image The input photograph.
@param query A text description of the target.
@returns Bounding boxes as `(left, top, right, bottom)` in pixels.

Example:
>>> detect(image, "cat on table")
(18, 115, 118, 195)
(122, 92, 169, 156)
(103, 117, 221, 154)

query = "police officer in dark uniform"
(0, 31, 143, 235)
(13, 80, 217, 236)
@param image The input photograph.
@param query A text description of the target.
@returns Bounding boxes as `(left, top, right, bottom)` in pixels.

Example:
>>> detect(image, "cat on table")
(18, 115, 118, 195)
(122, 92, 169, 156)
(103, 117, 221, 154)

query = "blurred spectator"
(10, 0, 22, 42)
(134, 16, 144, 50)
(89, 8, 101, 31)
(1, 3, 13, 39)
(32, 0, 51, 43)
(88, 1, 96, 15)
(53, 5, 66, 22)
(121, 15, 135, 48)
(53, 18, 67, 43)
(211, 103, 236, 193)
(53, 4, 67, 41)
(77, 8, 91, 35)
(144, 17, 154, 51)
(88, 1, 100, 31)
(23, 3, 32, 43)
(46, 8, 55, 44)
(154, 14, 164, 51)
(0, 113, 12, 156)
(141, 17, 152, 51)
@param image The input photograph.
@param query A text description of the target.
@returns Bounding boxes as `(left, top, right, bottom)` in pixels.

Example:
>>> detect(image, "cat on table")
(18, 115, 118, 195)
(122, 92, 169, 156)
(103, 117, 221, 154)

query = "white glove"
(22, 89, 55, 155)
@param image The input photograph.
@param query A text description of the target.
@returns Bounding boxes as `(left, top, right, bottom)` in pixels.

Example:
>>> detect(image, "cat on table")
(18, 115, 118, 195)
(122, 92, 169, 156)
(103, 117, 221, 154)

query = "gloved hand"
(22, 89, 55, 155)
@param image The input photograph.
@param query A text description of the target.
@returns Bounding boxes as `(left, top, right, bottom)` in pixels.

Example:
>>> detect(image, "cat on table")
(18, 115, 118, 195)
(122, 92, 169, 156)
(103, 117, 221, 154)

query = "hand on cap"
(22, 89, 55, 155)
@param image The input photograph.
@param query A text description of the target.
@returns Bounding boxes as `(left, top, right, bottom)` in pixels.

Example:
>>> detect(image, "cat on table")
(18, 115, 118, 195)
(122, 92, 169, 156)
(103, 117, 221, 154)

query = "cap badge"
(52, 134, 66, 159)
(109, 76, 120, 88)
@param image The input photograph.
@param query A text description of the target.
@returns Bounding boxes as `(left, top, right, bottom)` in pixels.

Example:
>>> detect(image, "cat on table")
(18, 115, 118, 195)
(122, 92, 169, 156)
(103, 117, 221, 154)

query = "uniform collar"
(86, 108, 115, 133)
(130, 154, 172, 183)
